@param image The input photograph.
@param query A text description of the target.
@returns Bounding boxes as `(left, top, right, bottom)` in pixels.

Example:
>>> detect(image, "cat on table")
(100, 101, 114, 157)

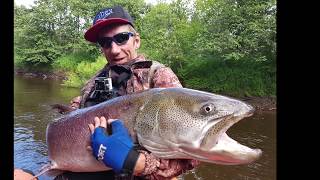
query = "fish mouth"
(200, 108, 254, 150)
(181, 107, 262, 165)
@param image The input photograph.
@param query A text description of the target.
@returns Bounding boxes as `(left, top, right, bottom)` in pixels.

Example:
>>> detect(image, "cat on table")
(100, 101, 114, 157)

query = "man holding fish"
(15, 5, 198, 180)
(68, 5, 198, 180)
(15, 5, 262, 180)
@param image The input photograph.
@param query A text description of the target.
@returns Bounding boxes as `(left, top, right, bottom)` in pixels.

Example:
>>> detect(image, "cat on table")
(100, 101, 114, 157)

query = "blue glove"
(91, 120, 136, 173)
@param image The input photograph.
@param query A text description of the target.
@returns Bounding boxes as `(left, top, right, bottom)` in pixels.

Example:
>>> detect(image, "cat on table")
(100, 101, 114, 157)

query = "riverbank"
(14, 68, 67, 80)
(240, 97, 276, 111)
(14, 69, 276, 111)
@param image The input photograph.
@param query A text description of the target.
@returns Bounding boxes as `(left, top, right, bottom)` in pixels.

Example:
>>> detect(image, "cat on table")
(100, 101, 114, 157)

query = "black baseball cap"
(84, 6, 134, 43)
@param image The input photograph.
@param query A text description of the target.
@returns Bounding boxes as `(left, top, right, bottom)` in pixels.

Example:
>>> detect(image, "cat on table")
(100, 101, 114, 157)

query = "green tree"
(14, 0, 149, 68)
(14, 0, 276, 97)
(193, 0, 276, 62)
(138, 1, 192, 71)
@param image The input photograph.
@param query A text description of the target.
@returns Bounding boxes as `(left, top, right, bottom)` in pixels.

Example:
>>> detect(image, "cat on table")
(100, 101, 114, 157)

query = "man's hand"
(88, 117, 137, 173)
(70, 96, 81, 109)
(14, 168, 38, 180)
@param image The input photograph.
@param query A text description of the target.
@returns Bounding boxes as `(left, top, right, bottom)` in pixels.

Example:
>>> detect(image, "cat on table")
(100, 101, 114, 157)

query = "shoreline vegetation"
(14, 0, 276, 111)
(14, 68, 276, 112)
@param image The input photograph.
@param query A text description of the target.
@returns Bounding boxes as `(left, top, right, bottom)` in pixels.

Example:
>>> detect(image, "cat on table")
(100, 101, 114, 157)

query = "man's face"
(98, 24, 140, 65)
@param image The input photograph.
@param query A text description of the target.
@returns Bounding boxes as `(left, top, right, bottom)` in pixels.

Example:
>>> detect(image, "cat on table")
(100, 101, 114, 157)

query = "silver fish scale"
(135, 95, 162, 137)
(155, 95, 212, 143)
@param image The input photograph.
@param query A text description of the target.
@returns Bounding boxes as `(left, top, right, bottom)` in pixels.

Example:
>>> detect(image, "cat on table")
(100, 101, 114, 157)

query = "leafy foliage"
(14, 0, 276, 97)
(179, 58, 276, 97)
(62, 56, 106, 87)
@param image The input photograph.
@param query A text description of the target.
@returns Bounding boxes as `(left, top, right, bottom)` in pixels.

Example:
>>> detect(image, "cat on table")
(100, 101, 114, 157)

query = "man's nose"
(110, 41, 121, 54)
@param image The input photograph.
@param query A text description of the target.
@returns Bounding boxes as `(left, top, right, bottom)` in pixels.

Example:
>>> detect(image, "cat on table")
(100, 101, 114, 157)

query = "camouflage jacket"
(69, 55, 199, 179)
(74, 55, 182, 108)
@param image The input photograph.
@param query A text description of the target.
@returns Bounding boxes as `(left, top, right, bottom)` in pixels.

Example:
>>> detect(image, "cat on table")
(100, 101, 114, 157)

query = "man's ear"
(134, 33, 141, 49)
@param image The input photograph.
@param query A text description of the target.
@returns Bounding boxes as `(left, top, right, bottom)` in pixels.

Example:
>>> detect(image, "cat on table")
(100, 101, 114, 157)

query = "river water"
(14, 76, 276, 180)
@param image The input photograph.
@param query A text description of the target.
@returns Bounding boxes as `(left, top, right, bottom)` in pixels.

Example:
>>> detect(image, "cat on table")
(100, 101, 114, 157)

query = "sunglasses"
(97, 32, 135, 49)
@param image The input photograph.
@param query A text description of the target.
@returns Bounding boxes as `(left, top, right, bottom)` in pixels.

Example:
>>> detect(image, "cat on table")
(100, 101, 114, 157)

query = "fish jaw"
(134, 88, 262, 165)
(199, 103, 255, 151)
(171, 98, 261, 165)
(204, 133, 262, 165)
(181, 132, 262, 165)
(180, 111, 262, 165)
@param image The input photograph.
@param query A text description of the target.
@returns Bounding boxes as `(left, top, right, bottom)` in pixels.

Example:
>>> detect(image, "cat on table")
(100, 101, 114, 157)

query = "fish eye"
(201, 104, 216, 115)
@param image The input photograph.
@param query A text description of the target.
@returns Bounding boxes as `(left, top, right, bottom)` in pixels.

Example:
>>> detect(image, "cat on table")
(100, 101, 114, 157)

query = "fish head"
(135, 88, 262, 165)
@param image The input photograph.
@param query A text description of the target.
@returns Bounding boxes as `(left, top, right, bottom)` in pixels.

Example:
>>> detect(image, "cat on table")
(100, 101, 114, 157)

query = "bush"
(178, 58, 276, 97)
(62, 56, 106, 88)
(52, 51, 98, 71)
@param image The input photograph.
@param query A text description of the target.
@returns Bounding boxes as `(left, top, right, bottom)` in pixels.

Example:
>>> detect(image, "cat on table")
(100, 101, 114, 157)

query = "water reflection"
(14, 76, 276, 180)
(14, 76, 79, 180)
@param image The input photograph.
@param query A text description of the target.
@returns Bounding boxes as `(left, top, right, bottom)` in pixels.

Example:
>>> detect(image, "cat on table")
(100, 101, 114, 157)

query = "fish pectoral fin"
(45, 169, 65, 178)
(32, 162, 59, 179)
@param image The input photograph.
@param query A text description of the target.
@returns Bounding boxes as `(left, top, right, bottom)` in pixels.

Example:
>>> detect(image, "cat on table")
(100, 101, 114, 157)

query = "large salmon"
(45, 88, 262, 173)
